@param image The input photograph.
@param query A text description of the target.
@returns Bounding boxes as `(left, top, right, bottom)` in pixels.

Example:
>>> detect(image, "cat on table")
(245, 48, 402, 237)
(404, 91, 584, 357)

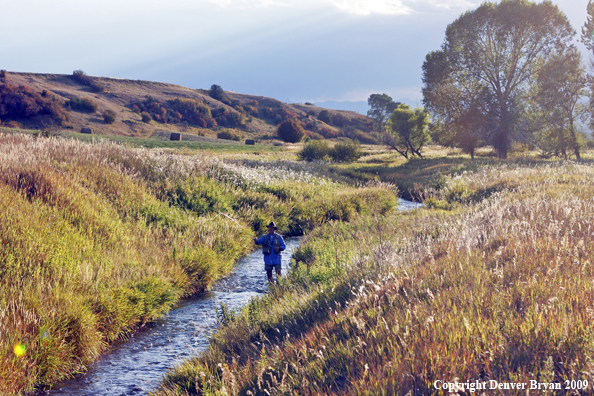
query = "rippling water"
(45, 199, 421, 395)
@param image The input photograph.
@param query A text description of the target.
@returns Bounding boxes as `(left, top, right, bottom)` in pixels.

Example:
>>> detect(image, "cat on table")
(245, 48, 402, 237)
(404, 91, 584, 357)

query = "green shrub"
(318, 109, 332, 123)
(217, 129, 241, 141)
(66, 96, 98, 113)
(298, 140, 331, 161)
(209, 84, 226, 101)
(330, 139, 362, 163)
(141, 112, 152, 123)
(276, 119, 304, 143)
(103, 109, 116, 124)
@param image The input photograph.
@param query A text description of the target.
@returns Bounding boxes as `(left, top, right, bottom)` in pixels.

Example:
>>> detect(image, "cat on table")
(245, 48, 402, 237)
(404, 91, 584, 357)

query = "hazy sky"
(2, 0, 589, 103)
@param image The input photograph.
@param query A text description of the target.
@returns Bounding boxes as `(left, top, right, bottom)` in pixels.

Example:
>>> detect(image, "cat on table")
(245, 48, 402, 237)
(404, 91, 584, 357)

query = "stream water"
(45, 199, 421, 395)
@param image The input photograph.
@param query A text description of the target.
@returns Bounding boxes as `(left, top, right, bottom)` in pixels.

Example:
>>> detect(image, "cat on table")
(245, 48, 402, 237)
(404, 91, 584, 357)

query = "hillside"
(0, 71, 376, 143)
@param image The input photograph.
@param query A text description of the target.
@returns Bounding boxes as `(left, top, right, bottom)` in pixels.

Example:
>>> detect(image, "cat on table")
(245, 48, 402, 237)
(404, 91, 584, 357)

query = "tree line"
(372, 0, 594, 160)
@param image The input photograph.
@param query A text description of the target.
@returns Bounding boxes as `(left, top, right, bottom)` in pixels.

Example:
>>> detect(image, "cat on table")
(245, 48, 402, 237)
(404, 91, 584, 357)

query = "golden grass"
(155, 158, 594, 396)
(0, 133, 398, 395)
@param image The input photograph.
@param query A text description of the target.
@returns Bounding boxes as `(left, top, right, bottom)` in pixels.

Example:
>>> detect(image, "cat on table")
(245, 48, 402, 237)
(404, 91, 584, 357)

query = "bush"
(71, 70, 105, 93)
(217, 129, 241, 141)
(298, 140, 331, 161)
(209, 84, 226, 101)
(132, 97, 217, 127)
(168, 98, 215, 127)
(66, 96, 98, 113)
(318, 109, 332, 123)
(330, 139, 362, 162)
(276, 119, 305, 143)
(212, 106, 244, 127)
(141, 112, 152, 123)
(332, 113, 348, 127)
(103, 109, 116, 124)
(0, 84, 66, 125)
(0, 70, 6, 79)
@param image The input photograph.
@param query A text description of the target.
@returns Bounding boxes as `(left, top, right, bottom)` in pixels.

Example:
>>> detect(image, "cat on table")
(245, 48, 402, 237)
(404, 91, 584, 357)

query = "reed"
(0, 133, 397, 394)
(156, 159, 594, 396)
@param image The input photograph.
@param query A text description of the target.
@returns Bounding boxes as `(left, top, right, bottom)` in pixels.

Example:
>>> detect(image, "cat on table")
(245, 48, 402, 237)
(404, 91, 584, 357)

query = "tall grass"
(156, 160, 594, 395)
(0, 133, 397, 394)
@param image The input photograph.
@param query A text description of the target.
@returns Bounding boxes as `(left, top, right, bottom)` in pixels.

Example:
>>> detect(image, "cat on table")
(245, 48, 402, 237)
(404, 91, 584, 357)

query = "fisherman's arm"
(279, 236, 286, 251)
(254, 235, 264, 245)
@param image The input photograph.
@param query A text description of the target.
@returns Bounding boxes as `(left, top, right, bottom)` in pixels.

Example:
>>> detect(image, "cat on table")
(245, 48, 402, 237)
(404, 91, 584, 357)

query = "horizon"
(2, 0, 589, 104)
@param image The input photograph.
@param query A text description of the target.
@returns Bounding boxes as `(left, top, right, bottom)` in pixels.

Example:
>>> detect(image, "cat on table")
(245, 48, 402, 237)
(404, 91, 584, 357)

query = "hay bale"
(245, 139, 255, 145)
(170, 132, 182, 141)
(81, 127, 92, 134)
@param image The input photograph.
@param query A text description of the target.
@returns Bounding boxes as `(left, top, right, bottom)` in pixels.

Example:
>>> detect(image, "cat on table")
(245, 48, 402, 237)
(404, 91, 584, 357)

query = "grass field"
(4, 129, 594, 395)
(155, 149, 594, 395)
(0, 127, 285, 152)
(0, 133, 397, 395)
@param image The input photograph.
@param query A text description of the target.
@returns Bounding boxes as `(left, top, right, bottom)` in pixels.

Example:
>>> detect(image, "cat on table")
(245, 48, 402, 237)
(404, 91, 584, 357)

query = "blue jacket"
(255, 233, 286, 265)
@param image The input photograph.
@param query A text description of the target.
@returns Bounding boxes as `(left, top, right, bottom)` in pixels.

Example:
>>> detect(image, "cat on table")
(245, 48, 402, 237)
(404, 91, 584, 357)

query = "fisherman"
(254, 221, 286, 283)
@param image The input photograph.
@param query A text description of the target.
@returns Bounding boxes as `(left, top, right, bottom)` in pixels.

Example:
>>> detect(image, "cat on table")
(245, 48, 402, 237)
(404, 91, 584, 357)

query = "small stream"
(46, 199, 421, 395)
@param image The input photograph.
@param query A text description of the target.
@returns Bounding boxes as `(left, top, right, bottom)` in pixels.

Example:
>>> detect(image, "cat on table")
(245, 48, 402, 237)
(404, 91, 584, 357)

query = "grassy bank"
(0, 127, 285, 152)
(0, 134, 397, 395)
(156, 158, 594, 395)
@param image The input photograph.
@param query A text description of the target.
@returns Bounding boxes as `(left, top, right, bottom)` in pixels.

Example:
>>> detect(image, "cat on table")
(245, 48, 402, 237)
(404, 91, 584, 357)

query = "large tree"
(527, 46, 587, 159)
(383, 104, 430, 159)
(367, 93, 400, 133)
(423, 0, 575, 159)
(581, 1, 594, 130)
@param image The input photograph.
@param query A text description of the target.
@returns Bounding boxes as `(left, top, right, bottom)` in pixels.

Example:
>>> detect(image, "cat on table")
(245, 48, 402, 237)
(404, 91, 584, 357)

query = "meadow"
(155, 150, 594, 395)
(0, 133, 397, 394)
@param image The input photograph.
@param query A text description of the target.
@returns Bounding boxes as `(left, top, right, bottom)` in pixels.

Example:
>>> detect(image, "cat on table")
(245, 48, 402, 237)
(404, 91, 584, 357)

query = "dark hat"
(267, 221, 278, 229)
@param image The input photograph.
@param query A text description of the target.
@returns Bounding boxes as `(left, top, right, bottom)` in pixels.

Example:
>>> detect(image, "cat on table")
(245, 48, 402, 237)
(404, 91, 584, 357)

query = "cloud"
(329, 0, 412, 15)
(206, 0, 289, 7)
(203, 0, 477, 15)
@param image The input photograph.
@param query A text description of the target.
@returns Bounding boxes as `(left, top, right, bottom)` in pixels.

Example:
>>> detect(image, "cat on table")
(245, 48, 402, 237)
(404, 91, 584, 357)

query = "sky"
(1, 0, 589, 104)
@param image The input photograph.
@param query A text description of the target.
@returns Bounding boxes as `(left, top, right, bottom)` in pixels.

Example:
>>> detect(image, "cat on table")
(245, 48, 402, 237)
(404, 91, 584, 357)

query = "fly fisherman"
(254, 222, 286, 283)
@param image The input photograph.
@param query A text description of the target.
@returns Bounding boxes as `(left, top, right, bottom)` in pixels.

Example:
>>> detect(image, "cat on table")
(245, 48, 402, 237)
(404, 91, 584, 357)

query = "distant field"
(0, 127, 285, 152)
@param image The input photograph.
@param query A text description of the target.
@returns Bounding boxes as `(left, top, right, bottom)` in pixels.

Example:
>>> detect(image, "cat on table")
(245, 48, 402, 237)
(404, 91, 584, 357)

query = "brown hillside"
(0, 71, 375, 141)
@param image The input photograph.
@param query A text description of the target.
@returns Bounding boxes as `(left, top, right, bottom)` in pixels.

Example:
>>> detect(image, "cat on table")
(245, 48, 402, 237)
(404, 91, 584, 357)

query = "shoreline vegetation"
(3, 130, 594, 395)
(155, 155, 594, 395)
(0, 133, 397, 395)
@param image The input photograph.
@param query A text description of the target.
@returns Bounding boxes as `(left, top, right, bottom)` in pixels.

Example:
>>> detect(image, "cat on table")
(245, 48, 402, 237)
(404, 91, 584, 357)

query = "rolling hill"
(0, 71, 377, 143)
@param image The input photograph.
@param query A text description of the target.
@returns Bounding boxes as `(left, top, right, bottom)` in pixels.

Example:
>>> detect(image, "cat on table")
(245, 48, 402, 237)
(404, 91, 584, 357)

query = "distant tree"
(527, 46, 587, 159)
(102, 109, 116, 124)
(422, 0, 575, 159)
(277, 119, 305, 143)
(317, 109, 332, 124)
(384, 104, 430, 159)
(582, 0, 594, 53)
(367, 94, 400, 133)
(581, 1, 594, 130)
(141, 112, 152, 123)
(332, 113, 348, 127)
(209, 84, 226, 101)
